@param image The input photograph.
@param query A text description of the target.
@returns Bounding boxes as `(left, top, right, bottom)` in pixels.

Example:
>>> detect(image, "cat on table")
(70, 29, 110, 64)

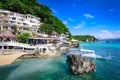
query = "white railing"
(0, 49, 34, 55)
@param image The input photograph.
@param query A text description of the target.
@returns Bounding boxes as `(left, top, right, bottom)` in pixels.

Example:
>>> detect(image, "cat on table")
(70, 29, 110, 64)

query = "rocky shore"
(66, 54, 96, 74)
(19, 52, 62, 59)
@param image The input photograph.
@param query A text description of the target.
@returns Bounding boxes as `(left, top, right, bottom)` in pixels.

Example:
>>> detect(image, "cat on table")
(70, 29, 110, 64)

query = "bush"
(17, 33, 30, 43)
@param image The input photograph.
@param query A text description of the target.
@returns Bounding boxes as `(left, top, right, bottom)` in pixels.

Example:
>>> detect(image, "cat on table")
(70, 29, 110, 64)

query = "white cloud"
(96, 30, 120, 39)
(62, 18, 74, 25)
(91, 22, 96, 24)
(73, 24, 83, 29)
(101, 30, 110, 33)
(63, 20, 68, 25)
(109, 9, 115, 12)
(68, 18, 74, 21)
(83, 13, 94, 19)
(73, 21, 86, 29)
(118, 31, 120, 33)
(51, 8, 58, 14)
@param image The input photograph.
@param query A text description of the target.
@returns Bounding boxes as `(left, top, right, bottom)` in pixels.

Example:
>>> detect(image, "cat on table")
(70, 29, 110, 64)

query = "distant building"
(0, 9, 42, 33)
(50, 31, 59, 38)
(59, 33, 67, 43)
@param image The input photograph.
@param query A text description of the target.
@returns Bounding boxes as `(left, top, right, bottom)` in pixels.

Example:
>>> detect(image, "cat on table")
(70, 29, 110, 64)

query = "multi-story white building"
(0, 9, 42, 33)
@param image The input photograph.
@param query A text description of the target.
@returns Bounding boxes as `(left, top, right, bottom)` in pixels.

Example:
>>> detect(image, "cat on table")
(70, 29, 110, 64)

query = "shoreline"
(0, 50, 63, 66)
(19, 52, 63, 59)
(0, 44, 71, 66)
(0, 52, 26, 66)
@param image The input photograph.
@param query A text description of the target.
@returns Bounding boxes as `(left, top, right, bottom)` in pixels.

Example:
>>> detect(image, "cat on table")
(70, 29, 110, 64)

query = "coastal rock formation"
(66, 54, 96, 74)
(70, 43, 79, 48)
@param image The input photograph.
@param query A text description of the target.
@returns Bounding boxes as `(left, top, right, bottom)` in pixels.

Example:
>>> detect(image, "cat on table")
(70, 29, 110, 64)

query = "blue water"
(0, 39, 120, 80)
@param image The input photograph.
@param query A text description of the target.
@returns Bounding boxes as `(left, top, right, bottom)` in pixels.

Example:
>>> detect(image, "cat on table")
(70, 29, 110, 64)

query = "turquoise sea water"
(0, 39, 120, 80)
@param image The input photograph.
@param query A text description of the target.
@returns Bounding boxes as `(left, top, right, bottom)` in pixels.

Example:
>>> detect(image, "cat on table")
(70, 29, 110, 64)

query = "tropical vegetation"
(73, 35, 98, 42)
(0, 0, 70, 35)
(17, 33, 30, 43)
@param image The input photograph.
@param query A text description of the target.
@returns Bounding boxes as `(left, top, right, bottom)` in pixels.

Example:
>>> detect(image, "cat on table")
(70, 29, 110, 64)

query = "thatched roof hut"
(0, 30, 15, 38)
(65, 32, 70, 35)
(51, 31, 58, 35)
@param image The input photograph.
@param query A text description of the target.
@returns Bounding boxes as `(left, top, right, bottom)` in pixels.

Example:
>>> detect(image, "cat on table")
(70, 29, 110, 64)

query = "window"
(10, 26, 14, 29)
(23, 23, 27, 25)
(21, 19, 24, 21)
(12, 17, 16, 20)
(30, 20, 33, 23)
(19, 28, 22, 30)
(11, 21, 15, 24)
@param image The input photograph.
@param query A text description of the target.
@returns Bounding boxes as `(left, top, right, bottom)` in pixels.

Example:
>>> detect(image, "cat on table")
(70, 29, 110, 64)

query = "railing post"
(2, 45, 4, 50)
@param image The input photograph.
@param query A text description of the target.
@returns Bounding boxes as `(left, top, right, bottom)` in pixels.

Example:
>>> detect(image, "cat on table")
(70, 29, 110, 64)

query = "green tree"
(73, 35, 98, 42)
(17, 33, 30, 43)
(0, 0, 71, 37)
(39, 23, 52, 34)
(12, 25, 18, 35)
(32, 32, 37, 38)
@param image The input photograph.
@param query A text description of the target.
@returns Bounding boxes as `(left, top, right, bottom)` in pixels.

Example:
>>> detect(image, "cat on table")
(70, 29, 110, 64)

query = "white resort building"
(0, 9, 42, 33)
(0, 9, 70, 55)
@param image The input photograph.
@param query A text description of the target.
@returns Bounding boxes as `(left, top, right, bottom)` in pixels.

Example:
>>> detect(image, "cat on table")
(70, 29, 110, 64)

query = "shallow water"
(0, 39, 120, 80)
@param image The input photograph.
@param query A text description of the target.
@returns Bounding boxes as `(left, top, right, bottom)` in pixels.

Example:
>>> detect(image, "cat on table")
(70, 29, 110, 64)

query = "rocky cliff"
(66, 54, 96, 74)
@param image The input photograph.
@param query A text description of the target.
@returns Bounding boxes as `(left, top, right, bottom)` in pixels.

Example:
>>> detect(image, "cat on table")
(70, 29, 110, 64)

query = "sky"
(38, 0, 120, 39)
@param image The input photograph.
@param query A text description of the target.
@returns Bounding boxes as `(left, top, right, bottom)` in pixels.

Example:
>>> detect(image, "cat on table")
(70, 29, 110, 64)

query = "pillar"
(2, 38, 4, 50)
(41, 48, 43, 54)
(2, 45, 4, 50)
(0, 26, 3, 31)
(23, 47, 24, 51)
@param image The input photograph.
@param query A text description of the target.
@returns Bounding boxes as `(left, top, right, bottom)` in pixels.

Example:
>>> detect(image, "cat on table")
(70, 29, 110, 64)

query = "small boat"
(80, 48, 96, 58)
(68, 48, 96, 58)
(95, 55, 112, 60)
(67, 48, 112, 60)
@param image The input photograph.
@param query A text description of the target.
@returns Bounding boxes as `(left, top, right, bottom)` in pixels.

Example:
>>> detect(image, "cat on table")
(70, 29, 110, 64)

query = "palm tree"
(32, 32, 37, 38)
(13, 25, 18, 36)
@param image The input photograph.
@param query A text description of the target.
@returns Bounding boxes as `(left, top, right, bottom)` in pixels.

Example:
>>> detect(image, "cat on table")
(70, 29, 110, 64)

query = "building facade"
(0, 9, 42, 33)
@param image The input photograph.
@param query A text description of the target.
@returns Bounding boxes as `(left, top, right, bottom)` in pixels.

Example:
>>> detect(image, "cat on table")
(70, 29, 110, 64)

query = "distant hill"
(0, 0, 70, 34)
(73, 35, 98, 42)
